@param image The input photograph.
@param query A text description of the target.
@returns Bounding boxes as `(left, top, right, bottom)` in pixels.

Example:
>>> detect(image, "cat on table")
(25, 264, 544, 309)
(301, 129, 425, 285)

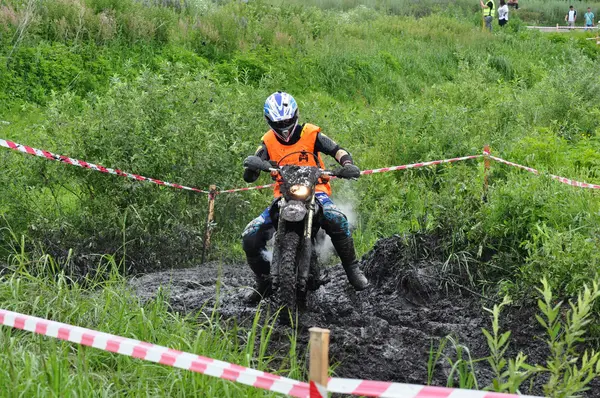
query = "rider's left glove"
(335, 164, 361, 179)
(244, 155, 270, 172)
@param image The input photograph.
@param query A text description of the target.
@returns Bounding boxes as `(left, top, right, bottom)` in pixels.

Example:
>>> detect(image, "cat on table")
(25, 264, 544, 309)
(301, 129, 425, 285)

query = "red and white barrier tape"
(361, 154, 483, 175)
(0, 308, 545, 397)
(0, 137, 485, 194)
(219, 183, 276, 194)
(327, 378, 539, 398)
(0, 139, 210, 194)
(3, 137, 597, 194)
(489, 155, 600, 190)
(310, 381, 328, 398)
(0, 309, 309, 397)
(219, 155, 484, 193)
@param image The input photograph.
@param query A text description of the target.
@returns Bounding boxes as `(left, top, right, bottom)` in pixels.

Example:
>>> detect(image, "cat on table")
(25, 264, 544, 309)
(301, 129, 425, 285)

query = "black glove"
(243, 155, 271, 172)
(335, 164, 360, 179)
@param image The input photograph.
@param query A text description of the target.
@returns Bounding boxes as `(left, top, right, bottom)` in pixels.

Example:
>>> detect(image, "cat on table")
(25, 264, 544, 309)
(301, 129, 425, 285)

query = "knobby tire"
(276, 229, 301, 318)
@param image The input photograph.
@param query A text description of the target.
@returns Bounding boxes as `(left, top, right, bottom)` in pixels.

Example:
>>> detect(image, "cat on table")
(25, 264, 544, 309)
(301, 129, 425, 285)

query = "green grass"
(1, 1, 600, 393)
(0, 237, 300, 397)
(0, 0, 599, 294)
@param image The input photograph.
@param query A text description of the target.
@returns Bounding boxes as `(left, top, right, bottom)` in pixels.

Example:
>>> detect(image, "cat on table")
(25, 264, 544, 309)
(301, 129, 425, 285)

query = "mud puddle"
(129, 235, 598, 396)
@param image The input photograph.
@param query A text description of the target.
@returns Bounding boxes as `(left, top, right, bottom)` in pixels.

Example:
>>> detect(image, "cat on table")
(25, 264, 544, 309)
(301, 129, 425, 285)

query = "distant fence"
(2, 138, 600, 259)
(527, 24, 599, 33)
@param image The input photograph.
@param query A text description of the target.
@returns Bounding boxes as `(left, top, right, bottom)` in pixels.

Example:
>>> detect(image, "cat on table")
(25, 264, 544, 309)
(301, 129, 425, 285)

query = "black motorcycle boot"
(331, 236, 369, 291)
(244, 254, 272, 304)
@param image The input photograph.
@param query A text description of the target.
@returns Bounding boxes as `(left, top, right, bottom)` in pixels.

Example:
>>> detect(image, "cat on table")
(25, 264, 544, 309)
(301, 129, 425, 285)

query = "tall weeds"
(0, 236, 297, 396)
(0, 0, 599, 344)
(5, 0, 37, 64)
(429, 278, 600, 396)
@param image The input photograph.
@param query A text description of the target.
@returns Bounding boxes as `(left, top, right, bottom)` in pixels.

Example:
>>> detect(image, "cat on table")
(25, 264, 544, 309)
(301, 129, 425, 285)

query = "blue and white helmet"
(264, 91, 299, 142)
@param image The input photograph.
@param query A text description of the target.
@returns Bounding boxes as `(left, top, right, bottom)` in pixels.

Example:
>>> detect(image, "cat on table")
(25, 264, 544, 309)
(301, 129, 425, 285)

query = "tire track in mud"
(129, 235, 598, 396)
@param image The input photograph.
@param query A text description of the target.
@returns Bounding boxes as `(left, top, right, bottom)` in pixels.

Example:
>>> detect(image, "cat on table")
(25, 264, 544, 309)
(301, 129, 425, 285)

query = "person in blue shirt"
(584, 8, 595, 31)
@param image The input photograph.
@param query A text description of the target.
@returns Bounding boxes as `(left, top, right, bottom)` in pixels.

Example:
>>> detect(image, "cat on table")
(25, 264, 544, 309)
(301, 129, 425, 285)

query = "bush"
(2, 0, 600, 306)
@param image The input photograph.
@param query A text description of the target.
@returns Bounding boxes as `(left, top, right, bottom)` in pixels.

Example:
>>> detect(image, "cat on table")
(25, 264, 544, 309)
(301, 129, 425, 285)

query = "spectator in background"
(480, 0, 495, 31)
(584, 7, 595, 31)
(565, 6, 577, 30)
(507, 0, 518, 10)
(498, 0, 509, 27)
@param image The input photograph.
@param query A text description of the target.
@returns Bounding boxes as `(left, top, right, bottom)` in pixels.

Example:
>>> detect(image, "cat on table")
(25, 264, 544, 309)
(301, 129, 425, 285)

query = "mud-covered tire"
(307, 247, 320, 291)
(275, 229, 301, 316)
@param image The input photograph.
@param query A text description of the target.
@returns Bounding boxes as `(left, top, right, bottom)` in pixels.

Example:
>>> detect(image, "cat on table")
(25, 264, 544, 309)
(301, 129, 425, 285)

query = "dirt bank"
(130, 235, 598, 396)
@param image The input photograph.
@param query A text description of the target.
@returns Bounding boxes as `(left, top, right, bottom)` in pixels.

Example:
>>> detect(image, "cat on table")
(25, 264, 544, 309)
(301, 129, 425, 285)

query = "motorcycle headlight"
(289, 184, 311, 200)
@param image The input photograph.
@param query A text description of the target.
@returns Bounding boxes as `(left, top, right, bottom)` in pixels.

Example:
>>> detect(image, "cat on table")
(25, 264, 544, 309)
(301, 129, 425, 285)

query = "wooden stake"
(309, 327, 330, 398)
(482, 145, 491, 203)
(201, 185, 217, 264)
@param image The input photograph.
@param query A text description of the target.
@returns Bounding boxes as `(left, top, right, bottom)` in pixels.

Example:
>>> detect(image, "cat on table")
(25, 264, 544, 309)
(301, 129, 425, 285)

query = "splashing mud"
(129, 235, 598, 396)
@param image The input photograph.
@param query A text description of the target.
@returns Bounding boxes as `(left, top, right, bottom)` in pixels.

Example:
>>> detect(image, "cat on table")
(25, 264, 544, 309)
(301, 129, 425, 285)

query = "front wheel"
(273, 227, 301, 318)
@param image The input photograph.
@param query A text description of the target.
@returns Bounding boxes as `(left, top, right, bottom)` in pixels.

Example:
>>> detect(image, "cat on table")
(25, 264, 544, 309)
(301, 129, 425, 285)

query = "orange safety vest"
(262, 123, 332, 198)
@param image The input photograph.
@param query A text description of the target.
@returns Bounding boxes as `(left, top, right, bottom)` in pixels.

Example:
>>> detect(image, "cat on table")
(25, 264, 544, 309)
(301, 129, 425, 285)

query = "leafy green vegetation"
(430, 279, 600, 395)
(1, 0, 600, 394)
(4, 0, 599, 294)
(0, 232, 299, 396)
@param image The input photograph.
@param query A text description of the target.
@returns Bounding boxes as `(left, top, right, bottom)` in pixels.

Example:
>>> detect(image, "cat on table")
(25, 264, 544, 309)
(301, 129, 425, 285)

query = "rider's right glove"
(243, 155, 272, 172)
(335, 164, 361, 179)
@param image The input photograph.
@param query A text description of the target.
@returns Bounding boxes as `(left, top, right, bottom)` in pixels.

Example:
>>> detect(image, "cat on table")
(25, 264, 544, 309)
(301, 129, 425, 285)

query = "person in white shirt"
(498, 0, 509, 27)
(565, 6, 577, 30)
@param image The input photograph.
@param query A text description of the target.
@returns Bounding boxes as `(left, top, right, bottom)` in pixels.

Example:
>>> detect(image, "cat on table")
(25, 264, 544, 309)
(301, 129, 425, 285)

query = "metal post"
(482, 145, 491, 203)
(201, 185, 217, 264)
(309, 327, 330, 398)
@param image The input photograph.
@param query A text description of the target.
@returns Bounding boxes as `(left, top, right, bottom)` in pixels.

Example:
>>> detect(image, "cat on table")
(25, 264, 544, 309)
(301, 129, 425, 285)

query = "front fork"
(304, 194, 316, 239)
(297, 194, 316, 293)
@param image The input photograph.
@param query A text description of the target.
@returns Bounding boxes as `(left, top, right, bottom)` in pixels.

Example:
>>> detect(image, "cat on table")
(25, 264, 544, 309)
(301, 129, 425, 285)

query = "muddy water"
(130, 235, 599, 396)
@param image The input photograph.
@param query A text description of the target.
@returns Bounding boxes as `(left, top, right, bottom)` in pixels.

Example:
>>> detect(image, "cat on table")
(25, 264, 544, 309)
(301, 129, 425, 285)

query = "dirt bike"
(245, 151, 350, 315)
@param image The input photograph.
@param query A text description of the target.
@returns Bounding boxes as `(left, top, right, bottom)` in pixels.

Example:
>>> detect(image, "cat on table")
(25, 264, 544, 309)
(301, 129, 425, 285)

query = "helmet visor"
(267, 117, 297, 142)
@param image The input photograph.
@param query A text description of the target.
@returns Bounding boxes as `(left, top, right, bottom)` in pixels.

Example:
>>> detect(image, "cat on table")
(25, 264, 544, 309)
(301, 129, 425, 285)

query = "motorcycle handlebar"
(267, 166, 335, 177)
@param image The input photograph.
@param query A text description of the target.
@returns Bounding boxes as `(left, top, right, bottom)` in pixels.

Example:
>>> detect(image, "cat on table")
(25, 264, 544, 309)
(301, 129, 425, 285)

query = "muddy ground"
(130, 235, 599, 397)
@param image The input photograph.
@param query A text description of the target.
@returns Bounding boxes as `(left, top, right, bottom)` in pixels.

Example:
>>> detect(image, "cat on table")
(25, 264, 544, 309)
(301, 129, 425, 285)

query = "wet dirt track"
(130, 235, 599, 396)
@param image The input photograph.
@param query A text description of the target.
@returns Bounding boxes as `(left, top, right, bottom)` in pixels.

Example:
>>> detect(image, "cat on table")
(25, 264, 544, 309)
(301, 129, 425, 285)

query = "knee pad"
(321, 203, 351, 238)
(315, 193, 351, 237)
(242, 211, 274, 256)
(323, 209, 351, 237)
(242, 206, 272, 238)
(242, 215, 266, 238)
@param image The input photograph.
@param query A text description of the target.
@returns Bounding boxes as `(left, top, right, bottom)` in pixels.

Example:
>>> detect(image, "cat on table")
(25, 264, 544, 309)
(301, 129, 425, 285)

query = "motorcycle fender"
(280, 201, 307, 222)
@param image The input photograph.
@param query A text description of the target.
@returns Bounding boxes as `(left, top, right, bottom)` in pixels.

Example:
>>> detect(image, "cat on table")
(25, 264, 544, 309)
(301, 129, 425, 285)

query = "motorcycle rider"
(242, 91, 369, 304)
